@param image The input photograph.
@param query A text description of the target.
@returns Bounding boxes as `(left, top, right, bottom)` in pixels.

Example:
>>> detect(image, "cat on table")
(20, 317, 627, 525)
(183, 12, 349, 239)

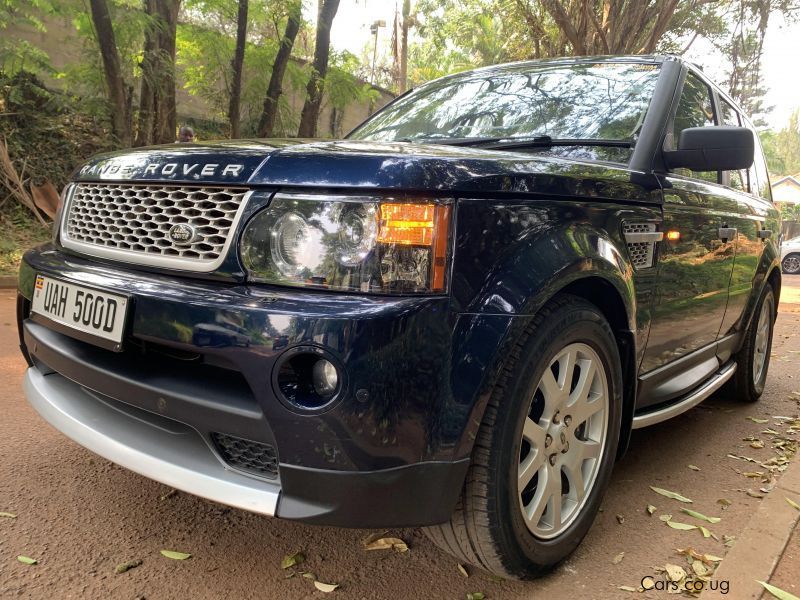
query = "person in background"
(178, 126, 195, 143)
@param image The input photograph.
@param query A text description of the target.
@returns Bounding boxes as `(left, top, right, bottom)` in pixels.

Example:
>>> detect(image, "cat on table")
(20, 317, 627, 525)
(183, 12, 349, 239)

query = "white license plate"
(31, 275, 128, 345)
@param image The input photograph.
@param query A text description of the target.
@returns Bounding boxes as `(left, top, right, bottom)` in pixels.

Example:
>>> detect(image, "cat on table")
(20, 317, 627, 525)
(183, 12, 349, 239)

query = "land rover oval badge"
(168, 223, 196, 245)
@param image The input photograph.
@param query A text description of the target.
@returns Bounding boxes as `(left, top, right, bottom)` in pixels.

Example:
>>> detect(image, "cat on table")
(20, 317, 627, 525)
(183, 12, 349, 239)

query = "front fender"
(447, 198, 661, 460)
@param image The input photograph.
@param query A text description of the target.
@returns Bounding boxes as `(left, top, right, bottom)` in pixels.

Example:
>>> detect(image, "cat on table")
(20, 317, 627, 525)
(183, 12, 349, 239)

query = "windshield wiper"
(480, 137, 634, 150)
(398, 135, 633, 150)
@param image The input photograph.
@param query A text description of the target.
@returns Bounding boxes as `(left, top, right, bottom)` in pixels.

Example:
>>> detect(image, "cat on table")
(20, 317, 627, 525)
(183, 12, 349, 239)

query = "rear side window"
(671, 72, 717, 184)
(743, 116, 773, 201)
(718, 99, 748, 193)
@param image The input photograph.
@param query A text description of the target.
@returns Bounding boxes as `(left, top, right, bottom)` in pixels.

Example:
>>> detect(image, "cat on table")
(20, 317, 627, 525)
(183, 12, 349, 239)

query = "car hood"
(72, 139, 658, 202)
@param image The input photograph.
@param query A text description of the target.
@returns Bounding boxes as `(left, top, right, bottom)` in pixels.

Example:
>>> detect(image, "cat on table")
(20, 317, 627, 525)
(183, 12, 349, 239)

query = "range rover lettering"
(17, 56, 781, 579)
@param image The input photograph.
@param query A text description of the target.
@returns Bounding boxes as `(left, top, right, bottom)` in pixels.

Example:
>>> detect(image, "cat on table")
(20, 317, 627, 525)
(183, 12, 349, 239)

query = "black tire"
(424, 295, 623, 579)
(783, 254, 800, 275)
(728, 285, 776, 403)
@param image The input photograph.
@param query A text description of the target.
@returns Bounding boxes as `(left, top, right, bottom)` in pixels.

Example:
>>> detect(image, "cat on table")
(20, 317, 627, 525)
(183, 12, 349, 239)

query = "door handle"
(718, 227, 737, 241)
(757, 229, 772, 239)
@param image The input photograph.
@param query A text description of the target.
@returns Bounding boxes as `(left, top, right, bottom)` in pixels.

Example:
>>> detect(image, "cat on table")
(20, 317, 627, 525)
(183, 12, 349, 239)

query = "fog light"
(312, 359, 339, 396)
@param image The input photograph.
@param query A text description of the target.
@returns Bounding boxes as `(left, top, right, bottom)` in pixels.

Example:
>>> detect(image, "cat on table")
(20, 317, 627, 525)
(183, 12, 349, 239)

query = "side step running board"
(631, 362, 737, 429)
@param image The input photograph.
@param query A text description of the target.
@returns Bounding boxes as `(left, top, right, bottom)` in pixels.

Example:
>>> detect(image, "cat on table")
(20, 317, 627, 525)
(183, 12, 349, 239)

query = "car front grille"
(211, 432, 279, 479)
(60, 183, 250, 272)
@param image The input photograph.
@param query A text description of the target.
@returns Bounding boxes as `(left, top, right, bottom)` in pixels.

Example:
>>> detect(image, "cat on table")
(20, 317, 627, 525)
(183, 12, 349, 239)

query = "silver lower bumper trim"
(631, 362, 737, 429)
(23, 367, 280, 515)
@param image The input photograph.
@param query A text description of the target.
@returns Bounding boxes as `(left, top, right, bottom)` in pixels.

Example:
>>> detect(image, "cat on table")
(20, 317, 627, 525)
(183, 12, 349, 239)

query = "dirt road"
(1, 279, 799, 600)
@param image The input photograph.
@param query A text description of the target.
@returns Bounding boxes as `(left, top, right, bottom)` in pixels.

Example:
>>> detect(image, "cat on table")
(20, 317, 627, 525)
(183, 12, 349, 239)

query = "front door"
(639, 71, 736, 390)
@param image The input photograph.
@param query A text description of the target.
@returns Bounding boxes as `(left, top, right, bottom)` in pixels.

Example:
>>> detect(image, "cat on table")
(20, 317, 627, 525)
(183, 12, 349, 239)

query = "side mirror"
(664, 126, 754, 172)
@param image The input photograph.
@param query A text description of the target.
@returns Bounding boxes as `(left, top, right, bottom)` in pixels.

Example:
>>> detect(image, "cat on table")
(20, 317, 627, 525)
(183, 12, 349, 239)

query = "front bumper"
(16, 245, 505, 527)
(24, 367, 280, 516)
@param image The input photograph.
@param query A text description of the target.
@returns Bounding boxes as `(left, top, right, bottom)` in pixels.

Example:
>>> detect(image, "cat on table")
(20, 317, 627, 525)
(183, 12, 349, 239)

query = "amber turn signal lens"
(377, 203, 437, 246)
(666, 230, 681, 241)
(376, 202, 451, 292)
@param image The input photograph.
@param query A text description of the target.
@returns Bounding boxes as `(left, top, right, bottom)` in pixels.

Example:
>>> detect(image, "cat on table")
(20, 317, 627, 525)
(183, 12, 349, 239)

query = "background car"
(782, 236, 800, 274)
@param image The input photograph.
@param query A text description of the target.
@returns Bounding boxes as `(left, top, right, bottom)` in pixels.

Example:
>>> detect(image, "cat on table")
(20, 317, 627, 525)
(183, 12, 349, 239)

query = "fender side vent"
(623, 223, 661, 270)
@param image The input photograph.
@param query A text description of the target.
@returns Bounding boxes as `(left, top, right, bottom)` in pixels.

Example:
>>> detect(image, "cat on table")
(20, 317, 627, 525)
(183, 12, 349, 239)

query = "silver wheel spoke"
(562, 461, 586, 502)
(538, 369, 564, 419)
(572, 438, 601, 461)
(525, 465, 559, 529)
(518, 418, 547, 490)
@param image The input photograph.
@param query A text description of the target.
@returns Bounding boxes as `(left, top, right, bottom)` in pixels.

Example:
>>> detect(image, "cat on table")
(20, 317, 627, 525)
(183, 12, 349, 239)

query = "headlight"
(241, 193, 452, 294)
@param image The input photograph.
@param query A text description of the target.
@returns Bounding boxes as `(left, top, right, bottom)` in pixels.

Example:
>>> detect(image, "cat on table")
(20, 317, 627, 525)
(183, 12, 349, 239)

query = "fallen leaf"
(717, 499, 732, 510)
(786, 497, 800, 511)
(364, 537, 408, 553)
(723, 535, 736, 547)
(115, 559, 143, 574)
(616, 514, 625, 524)
(747, 417, 770, 424)
(0, 512, 16, 519)
(665, 563, 687, 582)
(159, 489, 178, 501)
(466, 594, 486, 600)
(17, 556, 37, 565)
(457, 564, 469, 578)
(747, 489, 766, 499)
(666, 520, 697, 531)
(619, 586, 637, 592)
(676, 547, 723, 565)
(758, 581, 800, 600)
(281, 552, 305, 569)
(612, 552, 625, 565)
(699, 526, 713, 538)
(659, 514, 673, 522)
(301, 572, 316, 580)
(692, 560, 710, 577)
(650, 486, 693, 503)
(314, 581, 339, 593)
(688, 465, 701, 471)
(680, 508, 721, 524)
(646, 504, 657, 516)
(160, 550, 191, 560)
(750, 440, 766, 449)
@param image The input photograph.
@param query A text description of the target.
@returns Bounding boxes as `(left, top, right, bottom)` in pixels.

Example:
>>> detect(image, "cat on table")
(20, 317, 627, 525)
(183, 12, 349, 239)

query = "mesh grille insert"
(62, 183, 248, 269)
(623, 222, 657, 269)
(211, 432, 278, 479)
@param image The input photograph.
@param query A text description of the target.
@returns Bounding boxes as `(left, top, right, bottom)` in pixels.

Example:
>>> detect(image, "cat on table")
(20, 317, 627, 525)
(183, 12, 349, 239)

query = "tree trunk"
(228, 0, 248, 139)
(135, 0, 180, 146)
(151, 0, 181, 144)
(89, 0, 131, 145)
(135, 0, 157, 147)
(398, 0, 410, 93)
(297, 0, 340, 138)
(257, 2, 301, 137)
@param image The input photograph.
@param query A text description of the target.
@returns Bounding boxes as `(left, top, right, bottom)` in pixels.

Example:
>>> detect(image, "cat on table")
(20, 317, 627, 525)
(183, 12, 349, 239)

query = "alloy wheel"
(783, 255, 800, 274)
(517, 343, 609, 539)
(753, 295, 773, 385)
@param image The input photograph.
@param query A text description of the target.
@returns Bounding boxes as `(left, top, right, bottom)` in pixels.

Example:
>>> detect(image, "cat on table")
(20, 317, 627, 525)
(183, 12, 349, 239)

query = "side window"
(718, 99, 748, 193)
(671, 72, 717, 184)
(743, 116, 773, 201)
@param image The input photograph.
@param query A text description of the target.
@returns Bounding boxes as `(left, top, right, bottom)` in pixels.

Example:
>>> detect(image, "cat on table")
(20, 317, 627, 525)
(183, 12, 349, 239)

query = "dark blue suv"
(17, 56, 782, 579)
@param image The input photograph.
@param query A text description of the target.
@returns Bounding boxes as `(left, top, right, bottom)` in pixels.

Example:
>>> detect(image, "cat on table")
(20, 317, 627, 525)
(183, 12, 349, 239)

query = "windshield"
(349, 62, 661, 149)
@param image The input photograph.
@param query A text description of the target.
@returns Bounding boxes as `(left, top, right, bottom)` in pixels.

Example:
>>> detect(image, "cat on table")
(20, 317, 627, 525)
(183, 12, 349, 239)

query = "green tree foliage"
(0, 0, 58, 73)
(760, 110, 800, 176)
(408, 0, 724, 85)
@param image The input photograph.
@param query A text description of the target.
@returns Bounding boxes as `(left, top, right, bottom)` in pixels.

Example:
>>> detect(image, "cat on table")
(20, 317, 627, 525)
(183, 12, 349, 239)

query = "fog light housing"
(273, 348, 345, 412)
